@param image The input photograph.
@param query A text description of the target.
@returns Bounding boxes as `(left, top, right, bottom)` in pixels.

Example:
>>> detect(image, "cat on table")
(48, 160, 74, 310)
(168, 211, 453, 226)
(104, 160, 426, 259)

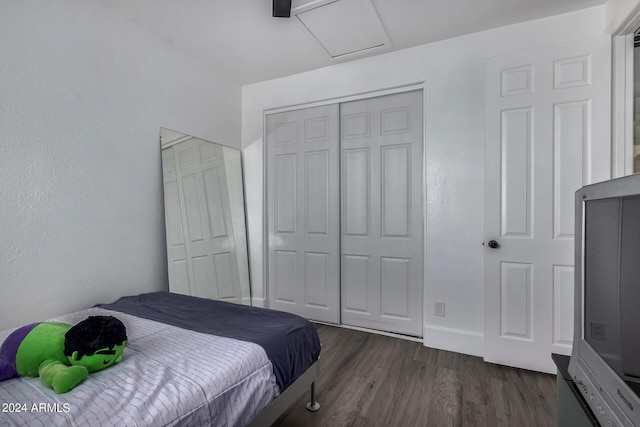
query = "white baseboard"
(251, 297, 266, 308)
(423, 324, 484, 358)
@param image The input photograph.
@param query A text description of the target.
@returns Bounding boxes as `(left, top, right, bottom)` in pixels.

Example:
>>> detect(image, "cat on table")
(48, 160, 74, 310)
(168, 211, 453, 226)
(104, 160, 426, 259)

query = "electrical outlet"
(435, 302, 445, 317)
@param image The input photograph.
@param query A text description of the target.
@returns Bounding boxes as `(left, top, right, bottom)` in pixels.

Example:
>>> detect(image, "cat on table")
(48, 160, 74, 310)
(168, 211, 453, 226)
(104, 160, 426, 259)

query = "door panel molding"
(265, 88, 424, 336)
(340, 90, 423, 337)
(266, 104, 340, 323)
(484, 37, 610, 374)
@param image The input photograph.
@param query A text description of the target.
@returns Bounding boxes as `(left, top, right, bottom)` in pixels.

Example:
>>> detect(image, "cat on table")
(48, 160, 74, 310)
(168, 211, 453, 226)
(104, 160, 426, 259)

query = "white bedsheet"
(0, 307, 279, 427)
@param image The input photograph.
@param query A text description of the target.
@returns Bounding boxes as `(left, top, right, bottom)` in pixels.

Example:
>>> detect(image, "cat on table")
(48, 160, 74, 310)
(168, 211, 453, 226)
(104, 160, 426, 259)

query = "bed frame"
(247, 360, 320, 426)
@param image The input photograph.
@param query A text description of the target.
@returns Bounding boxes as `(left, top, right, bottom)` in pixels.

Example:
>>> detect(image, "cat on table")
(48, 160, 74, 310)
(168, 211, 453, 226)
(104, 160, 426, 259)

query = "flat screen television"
(569, 173, 640, 426)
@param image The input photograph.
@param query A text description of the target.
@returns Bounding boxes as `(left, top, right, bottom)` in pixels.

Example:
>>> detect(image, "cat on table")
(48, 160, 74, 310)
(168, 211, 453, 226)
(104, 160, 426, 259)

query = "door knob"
(487, 240, 500, 249)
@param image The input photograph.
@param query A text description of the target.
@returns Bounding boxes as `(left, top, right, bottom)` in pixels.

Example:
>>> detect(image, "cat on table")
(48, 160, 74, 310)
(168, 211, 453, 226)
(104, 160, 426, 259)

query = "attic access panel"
(294, 0, 391, 60)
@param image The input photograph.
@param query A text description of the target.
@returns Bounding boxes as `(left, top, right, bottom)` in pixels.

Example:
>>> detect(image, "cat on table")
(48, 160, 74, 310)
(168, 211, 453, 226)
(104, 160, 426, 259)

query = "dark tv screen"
(584, 195, 640, 395)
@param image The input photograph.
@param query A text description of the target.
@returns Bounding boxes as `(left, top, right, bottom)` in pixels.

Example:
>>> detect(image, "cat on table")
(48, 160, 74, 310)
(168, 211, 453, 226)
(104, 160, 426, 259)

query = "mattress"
(98, 291, 321, 391)
(0, 293, 320, 427)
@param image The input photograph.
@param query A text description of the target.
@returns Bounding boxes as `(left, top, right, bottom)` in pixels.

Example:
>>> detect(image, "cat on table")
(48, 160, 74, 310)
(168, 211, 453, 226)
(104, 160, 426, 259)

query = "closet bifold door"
(340, 90, 424, 337)
(266, 104, 340, 324)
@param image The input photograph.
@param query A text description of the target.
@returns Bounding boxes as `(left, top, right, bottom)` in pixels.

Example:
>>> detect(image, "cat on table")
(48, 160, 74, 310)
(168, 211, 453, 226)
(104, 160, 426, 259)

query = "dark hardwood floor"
(273, 324, 557, 427)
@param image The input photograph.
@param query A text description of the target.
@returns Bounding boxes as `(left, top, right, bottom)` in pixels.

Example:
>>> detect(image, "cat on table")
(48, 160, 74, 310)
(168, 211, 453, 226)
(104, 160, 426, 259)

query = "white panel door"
(340, 90, 424, 337)
(484, 38, 611, 373)
(163, 138, 245, 303)
(266, 104, 340, 323)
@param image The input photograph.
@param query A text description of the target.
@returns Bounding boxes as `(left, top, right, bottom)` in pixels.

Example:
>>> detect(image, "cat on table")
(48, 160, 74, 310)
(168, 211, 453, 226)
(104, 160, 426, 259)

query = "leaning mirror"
(160, 128, 251, 305)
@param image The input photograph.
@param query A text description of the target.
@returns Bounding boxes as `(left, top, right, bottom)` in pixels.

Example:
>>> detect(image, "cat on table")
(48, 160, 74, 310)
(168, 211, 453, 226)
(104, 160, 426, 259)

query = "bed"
(0, 291, 321, 426)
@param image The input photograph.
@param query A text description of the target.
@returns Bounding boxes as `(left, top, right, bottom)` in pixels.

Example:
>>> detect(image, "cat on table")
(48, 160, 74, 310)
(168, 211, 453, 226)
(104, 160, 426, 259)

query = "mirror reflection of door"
(160, 128, 251, 305)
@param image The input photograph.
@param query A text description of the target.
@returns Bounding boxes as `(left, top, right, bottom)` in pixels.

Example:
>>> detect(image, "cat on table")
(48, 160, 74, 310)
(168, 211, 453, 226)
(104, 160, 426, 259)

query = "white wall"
(242, 6, 606, 355)
(0, 0, 241, 329)
(606, 0, 640, 32)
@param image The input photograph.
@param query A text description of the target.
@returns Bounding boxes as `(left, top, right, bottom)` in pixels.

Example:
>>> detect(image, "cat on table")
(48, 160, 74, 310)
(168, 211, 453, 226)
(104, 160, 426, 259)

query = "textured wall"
(0, 0, 241, 329)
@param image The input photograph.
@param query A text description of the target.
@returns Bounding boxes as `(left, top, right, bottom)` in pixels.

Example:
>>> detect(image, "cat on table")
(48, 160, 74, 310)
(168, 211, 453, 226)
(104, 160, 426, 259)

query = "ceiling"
(98, 0, 606, 85)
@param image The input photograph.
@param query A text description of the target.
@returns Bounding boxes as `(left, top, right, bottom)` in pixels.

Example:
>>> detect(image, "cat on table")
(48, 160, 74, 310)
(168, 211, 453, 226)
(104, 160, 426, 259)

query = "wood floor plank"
(272, 324, 556, 427)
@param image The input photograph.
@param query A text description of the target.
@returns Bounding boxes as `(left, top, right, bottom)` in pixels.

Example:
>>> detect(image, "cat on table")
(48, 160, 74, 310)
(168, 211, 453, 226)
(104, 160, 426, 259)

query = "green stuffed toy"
(0, 316, 127, 393)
